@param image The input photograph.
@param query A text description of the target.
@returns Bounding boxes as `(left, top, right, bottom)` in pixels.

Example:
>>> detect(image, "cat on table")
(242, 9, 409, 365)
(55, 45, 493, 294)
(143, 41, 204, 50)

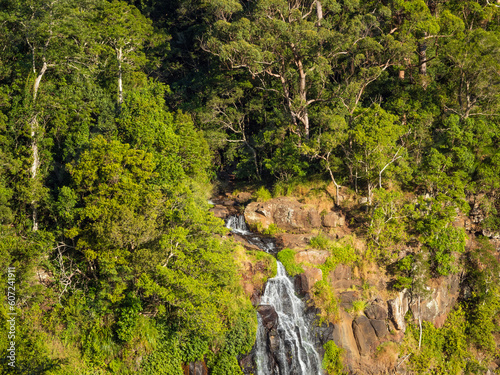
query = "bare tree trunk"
(316, 0, 323, 25)
(30, 60, 48, 232)
(418, 35, 427, 76)
(117, 47, 123, 107)
(325, 156, 340, 205)
(418, 296, 423, 350)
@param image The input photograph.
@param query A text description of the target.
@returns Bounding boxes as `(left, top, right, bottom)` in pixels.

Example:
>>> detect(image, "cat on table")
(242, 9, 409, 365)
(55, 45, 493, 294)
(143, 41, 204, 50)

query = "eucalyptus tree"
(99, 0, 156, 107)
(2, 0, 100, 231)
(203, 0, 407, 141)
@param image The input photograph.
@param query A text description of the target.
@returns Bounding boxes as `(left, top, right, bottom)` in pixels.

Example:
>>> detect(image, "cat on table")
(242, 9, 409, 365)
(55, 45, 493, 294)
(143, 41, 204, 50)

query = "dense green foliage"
(1, 0, 500, 373)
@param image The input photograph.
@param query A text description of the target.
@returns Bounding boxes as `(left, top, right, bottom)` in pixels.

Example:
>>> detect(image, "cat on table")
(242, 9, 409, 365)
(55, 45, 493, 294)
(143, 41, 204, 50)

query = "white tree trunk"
(117, 47, 123, 106)
(30, 61, 47, 232)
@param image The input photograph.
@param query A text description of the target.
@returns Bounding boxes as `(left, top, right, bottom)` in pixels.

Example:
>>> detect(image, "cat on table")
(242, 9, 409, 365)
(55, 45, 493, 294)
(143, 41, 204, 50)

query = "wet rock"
(370, 319, 389, 339)
(365, 304, 388, 321)
(258, 305, 279, 331)
(388, 290, 409, 331)
(322, 212, 345, 227)
(295, 250, 330, 265)
(352, 315, 378, 356)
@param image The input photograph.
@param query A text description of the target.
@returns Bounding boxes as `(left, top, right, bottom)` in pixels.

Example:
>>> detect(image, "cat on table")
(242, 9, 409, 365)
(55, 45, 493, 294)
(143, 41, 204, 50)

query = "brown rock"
(308, 209, 322, 227)
(352, 315, 379, 356)
(340, 291, 359, 309)
(258, 305, 279, 331)
(330, 264, 352, 281)
(295, 250, 330, 265)
(294, 268, 323, 295)
(244, 197, 323, 231)
(331, 310, 360, 361)
(365, 304, 388, 321)
(370, 319, 389, 339)
(209, 205, 229, 219)
(322, 212, 345, 227)
(235, 192, 252, 203)
(275, 233, 310, 249)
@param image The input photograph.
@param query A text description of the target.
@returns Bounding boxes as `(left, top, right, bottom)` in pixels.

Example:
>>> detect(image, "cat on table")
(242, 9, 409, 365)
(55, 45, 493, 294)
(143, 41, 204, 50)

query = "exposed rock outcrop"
(295, 250, 330, 264)
(353, 315, 379, 356)
(294, 267, 323, 295)
(244, 197, 322, 232)
(183, 361, 208, 375)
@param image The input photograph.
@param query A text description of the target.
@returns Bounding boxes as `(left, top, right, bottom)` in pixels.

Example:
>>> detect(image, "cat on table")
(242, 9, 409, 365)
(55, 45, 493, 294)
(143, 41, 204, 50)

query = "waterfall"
(226, 215, 323, 375)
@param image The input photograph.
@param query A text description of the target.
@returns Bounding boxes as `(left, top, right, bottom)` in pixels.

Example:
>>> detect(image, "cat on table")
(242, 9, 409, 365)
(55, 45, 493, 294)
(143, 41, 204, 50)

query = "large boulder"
(244, 197, 322, 232)
(322, 212, 345, 227)
(409, 273, 460, 328)
(370, 319, 389, 339)
(209, 205, 230, 219)
(294, 268, 323, 295)
(275, 233, 311, 249)
(388, 290, 409, 331)
(365, 304, 388, 321)
(295, 250, 330, 265)
(352, 315, 379, 356)
(331, 311, 360, 362)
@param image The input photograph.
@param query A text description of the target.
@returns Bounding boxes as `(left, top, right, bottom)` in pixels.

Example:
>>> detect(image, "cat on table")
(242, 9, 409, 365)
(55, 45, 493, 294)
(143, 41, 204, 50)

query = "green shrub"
(254, 186, 272, 202)
(277, 248, 304, 276)
(349, 300, 368, 316)
(262, 223, 283, 236)
(310, 233, 331, 250)
(322, 341, 345, 374)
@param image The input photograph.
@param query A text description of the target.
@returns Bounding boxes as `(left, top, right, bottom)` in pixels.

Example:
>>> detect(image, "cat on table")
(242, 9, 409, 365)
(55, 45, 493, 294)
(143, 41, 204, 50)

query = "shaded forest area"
(0, 0, 500, 374)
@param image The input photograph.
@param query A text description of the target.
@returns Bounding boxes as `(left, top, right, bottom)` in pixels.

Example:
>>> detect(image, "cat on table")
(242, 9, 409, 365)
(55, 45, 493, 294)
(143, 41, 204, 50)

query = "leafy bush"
(277, 248, 304, 276)
(322, 341, 345, 374)
(254, 186, 272, 202)
(349, 300, 368, 317)
(310, 233, 331, 250)
(262, 223, 282, 236)
(311, 280, 340, 324)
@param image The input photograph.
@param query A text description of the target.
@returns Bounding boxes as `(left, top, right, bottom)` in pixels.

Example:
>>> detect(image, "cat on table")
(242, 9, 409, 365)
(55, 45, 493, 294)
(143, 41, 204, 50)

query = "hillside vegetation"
(0, 0, 500, 374)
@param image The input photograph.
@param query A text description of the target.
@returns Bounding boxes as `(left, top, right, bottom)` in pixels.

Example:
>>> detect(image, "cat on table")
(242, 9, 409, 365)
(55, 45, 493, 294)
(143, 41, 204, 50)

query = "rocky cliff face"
(205, 193, 500, 374)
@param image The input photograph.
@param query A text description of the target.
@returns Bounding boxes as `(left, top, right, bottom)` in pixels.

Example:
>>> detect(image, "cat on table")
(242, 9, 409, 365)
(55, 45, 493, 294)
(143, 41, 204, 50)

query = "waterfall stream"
(226, 216, 322, 375)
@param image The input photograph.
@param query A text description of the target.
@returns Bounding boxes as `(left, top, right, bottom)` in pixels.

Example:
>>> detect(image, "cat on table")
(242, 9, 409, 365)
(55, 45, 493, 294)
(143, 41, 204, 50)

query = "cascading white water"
(226, 215, 251, 235)
(226, 215, 322, 375)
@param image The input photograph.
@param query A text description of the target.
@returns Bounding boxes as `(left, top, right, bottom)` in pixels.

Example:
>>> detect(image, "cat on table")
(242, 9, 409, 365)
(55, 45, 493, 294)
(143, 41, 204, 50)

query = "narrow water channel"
(226, 216, 322, 375)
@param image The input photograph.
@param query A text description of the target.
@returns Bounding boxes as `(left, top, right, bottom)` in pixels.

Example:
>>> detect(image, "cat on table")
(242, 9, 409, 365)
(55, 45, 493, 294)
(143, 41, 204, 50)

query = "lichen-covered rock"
(388, 290, 409, 331)
(322, 212, 345, 227)
(353, 315, 379, 356)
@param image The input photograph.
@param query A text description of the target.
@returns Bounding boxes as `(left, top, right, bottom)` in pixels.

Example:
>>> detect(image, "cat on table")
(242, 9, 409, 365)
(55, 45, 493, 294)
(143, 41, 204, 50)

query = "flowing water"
(226, 216, 322, 375)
